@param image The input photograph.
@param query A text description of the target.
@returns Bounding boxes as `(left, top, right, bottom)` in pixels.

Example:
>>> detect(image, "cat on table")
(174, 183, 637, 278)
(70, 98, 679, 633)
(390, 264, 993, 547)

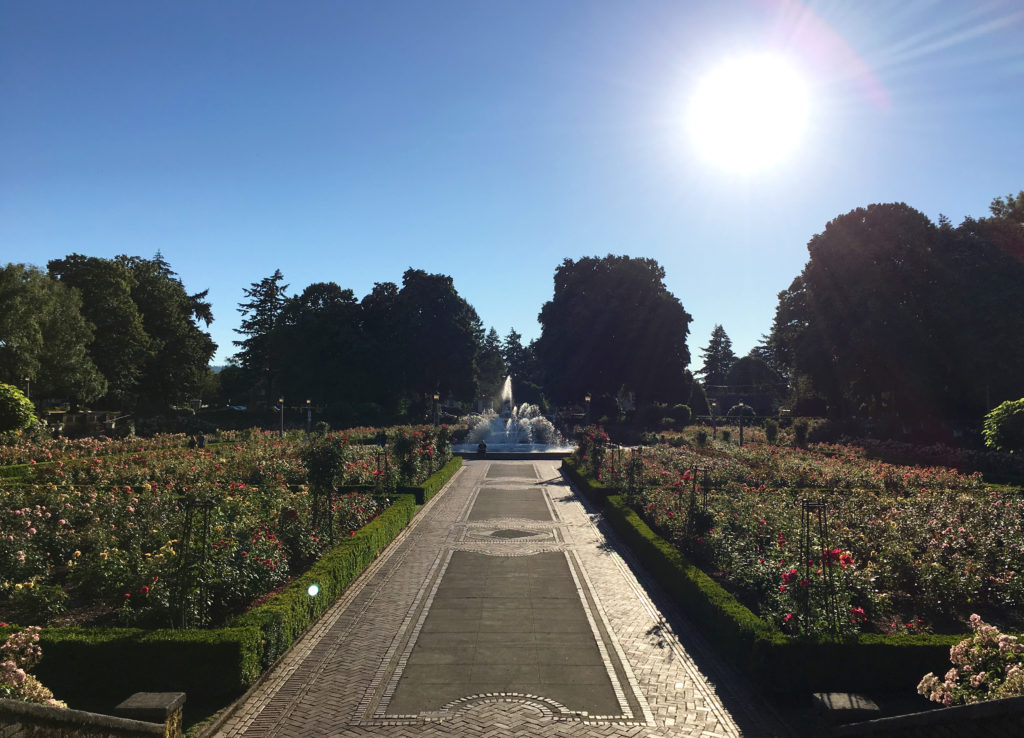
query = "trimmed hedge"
(1, 494, 419, 708)
(403, 456, 462, 504)
(0, 463, 32, 480)
(231, 492, 418, 669)
(563, 458, 962, 695)
(30, 627, 262, 708)
(0, 455, 464, 709)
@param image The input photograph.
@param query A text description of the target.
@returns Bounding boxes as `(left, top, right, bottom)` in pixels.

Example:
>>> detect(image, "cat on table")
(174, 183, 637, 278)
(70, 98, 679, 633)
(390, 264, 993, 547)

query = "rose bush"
(918, 614, 1024, 705)
(594, 438, 1023, 636)
(0, 426, 452, 628)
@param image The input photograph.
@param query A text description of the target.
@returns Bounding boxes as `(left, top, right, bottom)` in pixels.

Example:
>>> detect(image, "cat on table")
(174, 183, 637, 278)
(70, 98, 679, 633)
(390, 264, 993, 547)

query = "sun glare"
(687, 53, 810, 174)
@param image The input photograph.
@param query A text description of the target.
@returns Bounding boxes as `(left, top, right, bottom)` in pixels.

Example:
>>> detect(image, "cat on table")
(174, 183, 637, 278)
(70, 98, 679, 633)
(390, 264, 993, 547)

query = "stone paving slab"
(212, 460, 795, 737)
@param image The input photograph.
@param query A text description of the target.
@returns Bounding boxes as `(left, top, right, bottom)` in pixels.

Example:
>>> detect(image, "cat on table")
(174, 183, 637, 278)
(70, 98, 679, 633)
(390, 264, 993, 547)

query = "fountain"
(453, 376, 574, 458)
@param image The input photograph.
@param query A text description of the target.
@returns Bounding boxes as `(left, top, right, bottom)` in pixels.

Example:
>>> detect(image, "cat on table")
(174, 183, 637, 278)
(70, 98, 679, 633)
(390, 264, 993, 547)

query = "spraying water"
(454, 376, 572, 453)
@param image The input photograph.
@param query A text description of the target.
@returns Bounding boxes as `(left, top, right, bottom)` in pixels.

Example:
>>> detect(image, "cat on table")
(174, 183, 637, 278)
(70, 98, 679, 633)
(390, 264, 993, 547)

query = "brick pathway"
(212, 460, 794, 737)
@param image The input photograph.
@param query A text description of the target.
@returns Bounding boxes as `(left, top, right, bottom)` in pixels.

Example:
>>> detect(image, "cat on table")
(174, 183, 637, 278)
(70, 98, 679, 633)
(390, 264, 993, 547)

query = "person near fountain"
(477, 440, 487, 457)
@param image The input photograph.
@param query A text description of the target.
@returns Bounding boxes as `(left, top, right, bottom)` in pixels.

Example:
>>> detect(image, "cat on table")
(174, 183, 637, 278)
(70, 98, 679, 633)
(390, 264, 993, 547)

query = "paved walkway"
(213, 460, 794, 737)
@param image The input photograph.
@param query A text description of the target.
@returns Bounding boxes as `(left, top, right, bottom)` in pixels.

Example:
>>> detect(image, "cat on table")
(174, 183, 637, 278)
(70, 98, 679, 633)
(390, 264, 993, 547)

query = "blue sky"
(3, 1, 1023, 366)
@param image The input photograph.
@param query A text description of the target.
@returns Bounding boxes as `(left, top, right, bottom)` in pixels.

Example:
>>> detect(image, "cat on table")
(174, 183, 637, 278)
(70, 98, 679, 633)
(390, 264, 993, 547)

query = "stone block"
(812, 692, 880, 723)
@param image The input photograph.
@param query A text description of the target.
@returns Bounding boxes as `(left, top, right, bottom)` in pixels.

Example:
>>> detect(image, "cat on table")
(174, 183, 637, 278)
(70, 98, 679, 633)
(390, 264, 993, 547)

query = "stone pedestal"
(114, 692, 186, 738)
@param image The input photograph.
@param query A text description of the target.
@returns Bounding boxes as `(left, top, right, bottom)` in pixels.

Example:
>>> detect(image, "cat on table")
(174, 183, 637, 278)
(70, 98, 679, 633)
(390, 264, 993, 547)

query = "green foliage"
(719, 429, 731, 444)
(696, 324, 736, 388)
(767, 198, 1024, 422)
(764, 418, 779, 445)
(25, 626, 263, 706)
(793, 419, 809, 447)
(918, 615, 1024, 705)
(983, 398, 1024, 453)
(672, 404, 692, 426)
(414, 456, 462, 504)
(232, 269, 289, 404)
(694, 429, 708, 448)
(535, 255, 692, 405)
(47, 255, 152, 403)
(118, 254, 217, 411)
(563, 460, 965, 695)
(476, 329, 507, 402)
(0, 264, 106, 405)
(0, 384, 34, 433)
(4, 582, 67, 624)
(232, 493, 417, 669)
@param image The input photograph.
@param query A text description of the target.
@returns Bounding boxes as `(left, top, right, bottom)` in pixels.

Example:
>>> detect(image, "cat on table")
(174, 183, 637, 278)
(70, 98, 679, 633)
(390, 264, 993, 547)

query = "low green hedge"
(563, 458, 962, 695)
(403, 456, 462, 504)
(0, 463, 32, 480)
(15, 627, 262, 709)
(0, 456, 465, 710)
(231, 492, 418, 669)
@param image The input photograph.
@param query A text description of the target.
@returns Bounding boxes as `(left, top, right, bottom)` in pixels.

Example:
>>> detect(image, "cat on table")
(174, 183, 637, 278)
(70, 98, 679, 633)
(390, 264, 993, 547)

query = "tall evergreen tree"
(233, 269, 289, 405)
(696, 325, 736, 389)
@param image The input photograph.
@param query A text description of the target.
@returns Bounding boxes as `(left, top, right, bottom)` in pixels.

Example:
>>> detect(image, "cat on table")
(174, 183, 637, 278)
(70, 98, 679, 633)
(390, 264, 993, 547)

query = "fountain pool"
(453, 377, 574, 458)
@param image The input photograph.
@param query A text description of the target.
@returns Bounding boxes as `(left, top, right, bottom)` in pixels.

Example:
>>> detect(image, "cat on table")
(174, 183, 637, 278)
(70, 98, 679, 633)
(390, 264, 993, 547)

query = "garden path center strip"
(214, 459, 790, 737)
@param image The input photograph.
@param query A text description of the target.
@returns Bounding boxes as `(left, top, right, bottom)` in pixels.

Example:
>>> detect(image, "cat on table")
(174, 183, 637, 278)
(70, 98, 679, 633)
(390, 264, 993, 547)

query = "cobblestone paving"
(213, 460, 794, 737)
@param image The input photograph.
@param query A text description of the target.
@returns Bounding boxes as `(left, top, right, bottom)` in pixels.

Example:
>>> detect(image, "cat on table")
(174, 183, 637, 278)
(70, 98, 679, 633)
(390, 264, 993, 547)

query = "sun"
(687, 53, 810, 174)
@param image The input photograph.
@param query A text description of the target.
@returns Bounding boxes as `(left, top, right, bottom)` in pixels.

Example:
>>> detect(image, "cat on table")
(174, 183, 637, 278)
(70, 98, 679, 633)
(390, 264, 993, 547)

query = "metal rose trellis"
(798, 498, 841, 637)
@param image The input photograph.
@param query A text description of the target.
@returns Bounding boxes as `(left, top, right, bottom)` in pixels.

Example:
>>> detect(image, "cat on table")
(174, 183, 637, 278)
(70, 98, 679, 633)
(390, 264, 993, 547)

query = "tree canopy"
(767, 196, 1024, 420)
(535, 255, 692, 405)
(0, 263, 106, 405)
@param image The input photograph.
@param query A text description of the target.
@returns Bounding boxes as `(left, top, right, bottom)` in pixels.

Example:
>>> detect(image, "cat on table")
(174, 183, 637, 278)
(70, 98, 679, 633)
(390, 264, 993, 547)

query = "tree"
(983, 398, 1024, 453)
(360, 281, 404, 413)
(535, 255, 692, 405)
(48, 255, 151, 404)
(767, 198, 1024, 421)
(0, 383, 35, 433)
(275, 282, 365, 411)
(989, 191, 1024, 224)
(232, 269, 289, 405)
(476, 328, 507, 404)
(394, 269, 482, 404)
(119, 254, 217, 411)
(724, 356, 785, 412)
(696, 325, 736, 388)
(0, 264, 106, 404)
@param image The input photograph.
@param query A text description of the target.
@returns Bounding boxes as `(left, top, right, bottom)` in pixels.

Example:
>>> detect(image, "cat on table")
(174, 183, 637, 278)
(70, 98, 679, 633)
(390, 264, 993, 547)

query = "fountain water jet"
(454, 376, 573, 456)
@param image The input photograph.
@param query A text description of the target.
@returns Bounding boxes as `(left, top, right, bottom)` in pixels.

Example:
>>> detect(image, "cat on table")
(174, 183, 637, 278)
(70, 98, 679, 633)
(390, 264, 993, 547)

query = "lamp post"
(584, 393, 591, 424)
(24, 377, 30, 401)
(738, 401, 745, 447)
(306, 399, 311, 434)
(278, 397, 284, 438)
(432, 392, 439, 427)
(711, 401, 717, 440)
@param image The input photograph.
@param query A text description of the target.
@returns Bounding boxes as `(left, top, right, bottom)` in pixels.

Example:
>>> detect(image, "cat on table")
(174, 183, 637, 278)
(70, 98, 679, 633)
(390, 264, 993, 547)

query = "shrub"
(0, 626, 65, 708)
(918, 614, 1024, 705)
(764, 419, 779, 445)
(694, 429, 708, 448)
(983, 398, 1024, 453)
(720, 429, 732, 444)
(793, 419, 809, 447)
(672, 404, 692, 426)
(0, 385, 35, 434)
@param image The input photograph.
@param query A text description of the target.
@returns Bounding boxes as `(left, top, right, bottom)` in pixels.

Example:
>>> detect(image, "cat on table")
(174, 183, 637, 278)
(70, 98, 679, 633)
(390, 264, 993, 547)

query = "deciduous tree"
(535, 255, 692, 405)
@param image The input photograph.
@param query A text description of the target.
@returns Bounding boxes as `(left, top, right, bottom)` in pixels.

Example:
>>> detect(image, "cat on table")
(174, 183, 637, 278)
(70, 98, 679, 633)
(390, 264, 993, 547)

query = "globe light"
(307, 584, 319, 597)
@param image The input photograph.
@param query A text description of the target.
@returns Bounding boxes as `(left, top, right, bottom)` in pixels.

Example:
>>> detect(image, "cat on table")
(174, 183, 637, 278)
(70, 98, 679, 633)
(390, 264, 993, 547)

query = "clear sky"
(3, 1, 1023, 366)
